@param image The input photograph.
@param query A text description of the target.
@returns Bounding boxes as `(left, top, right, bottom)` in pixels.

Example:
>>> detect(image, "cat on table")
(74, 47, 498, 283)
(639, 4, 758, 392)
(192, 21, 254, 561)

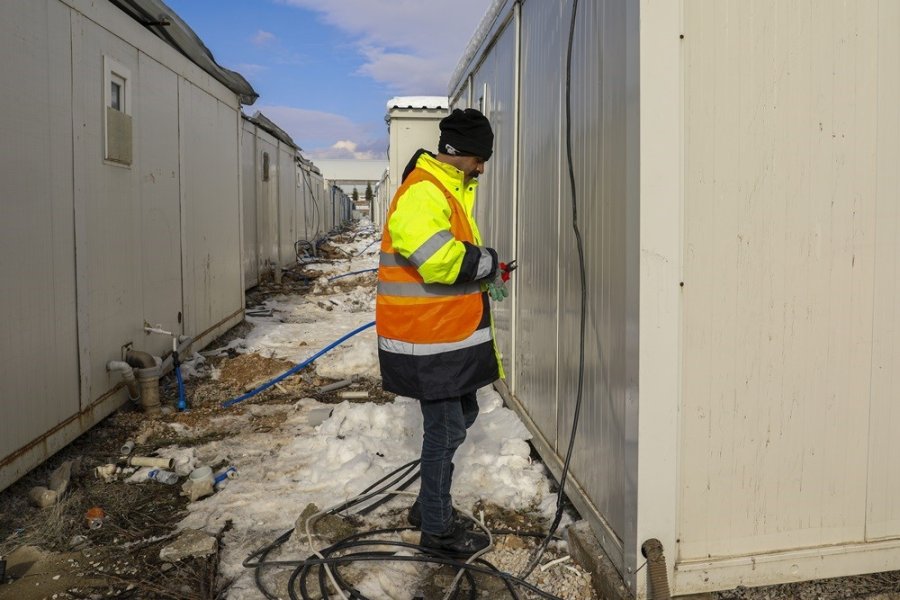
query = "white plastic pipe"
(107, 361, 140, 402)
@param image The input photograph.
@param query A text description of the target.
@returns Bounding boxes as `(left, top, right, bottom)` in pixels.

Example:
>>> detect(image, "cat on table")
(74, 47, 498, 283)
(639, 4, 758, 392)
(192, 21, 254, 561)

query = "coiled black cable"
(244, 458, 569, 599)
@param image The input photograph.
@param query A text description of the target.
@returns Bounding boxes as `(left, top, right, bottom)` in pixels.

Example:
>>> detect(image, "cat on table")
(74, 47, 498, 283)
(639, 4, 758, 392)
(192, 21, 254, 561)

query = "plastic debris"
(148, 469, 179, 485)
(127, 456, 174, 469)
(84, 507, 105, 530)
(181, 466, 214, 501)
(28, 486, 58, 509)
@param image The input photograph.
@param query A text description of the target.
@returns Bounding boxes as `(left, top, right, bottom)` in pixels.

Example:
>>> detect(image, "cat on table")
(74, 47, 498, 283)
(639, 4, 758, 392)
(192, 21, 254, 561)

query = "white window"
(103, 56, 133, 165)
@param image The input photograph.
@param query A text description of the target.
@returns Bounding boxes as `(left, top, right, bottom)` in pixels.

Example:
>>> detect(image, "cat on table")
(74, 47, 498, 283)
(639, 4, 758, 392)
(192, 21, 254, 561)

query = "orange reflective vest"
(376, 168, 484, 343)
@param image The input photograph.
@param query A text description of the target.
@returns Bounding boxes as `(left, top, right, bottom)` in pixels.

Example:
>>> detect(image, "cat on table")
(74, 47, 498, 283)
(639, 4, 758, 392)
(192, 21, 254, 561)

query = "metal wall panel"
(137, 53, 183, 335)
(277, 144, 296, 267)
(298, 165, 315, 242)
(72, 17, 145, 403)
(310, 171, 326, 240)
(866, 0, 900, 541)
(387, 109, 448, 200)
(255, 132, 279, 276)
(472, 20, 516, 377)
(241, 121, 259, 289)
(178, 80, 242, 337)
(0, 0, 79, 460)
(1, 0, 246, 492)
(515, 0, 564, 451)
(680, 0, 881, 562)
(556, 0, 635, 564)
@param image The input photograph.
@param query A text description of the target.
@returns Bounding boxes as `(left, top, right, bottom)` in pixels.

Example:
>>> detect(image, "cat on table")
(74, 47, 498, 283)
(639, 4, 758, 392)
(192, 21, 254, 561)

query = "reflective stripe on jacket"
(376, 152, 500, 400)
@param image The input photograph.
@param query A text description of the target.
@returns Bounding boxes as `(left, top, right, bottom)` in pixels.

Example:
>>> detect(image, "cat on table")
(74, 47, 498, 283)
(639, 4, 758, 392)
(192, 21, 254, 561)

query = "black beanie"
(438, 108, 494, 161)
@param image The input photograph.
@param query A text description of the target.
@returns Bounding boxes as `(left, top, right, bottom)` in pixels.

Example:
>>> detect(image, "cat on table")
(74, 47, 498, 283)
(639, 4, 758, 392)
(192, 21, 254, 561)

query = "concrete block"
(566, 521, 632, 600)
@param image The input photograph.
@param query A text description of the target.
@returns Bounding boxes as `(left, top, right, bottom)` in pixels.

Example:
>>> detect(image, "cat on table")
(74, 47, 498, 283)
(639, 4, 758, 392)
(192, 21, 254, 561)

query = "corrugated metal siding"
(255, 133, 279, 275)
(472, 20, 516, 376)
(515, 0, 564, 451)
(866, 0, 900, 542)
(278, 144, 296, 268)
(680, 0, 890, 560)
(0, 0, 80, 456)
(72, 16, 146, 402)
(241, 121, 259, 289)
(557, 0, 634, 556)
(309, 171, 325, 240)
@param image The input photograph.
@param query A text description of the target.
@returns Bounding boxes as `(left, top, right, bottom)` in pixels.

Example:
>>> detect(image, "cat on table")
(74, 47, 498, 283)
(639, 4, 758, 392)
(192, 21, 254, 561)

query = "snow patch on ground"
(177, 388, 551, 599)
(170, 224, 562, 599)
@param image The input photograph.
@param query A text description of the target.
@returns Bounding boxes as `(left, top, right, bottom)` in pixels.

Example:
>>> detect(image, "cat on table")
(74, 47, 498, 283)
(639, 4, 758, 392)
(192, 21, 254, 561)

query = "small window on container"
(103, 56, 132, 165)
(110, 75, 125, 112)
(263, 152, 270, 181)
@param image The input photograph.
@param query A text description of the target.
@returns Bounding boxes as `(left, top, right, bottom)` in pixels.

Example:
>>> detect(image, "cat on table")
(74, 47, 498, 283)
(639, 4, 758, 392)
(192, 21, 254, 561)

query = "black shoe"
(420, 520, 490, 558)
(407, 501, 470, 530)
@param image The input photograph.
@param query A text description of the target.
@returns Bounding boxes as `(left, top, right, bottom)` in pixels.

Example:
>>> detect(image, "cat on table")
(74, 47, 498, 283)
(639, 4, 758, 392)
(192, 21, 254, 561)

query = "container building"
(241, 112, 331, 288)
(0, 0, 258, 491)
(450, 0, 900, 597)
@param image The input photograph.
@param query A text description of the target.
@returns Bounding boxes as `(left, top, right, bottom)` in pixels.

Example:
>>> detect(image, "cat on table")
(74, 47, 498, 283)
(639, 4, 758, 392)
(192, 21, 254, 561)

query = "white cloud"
(252, 105, 386, 159)
(252, 30, 277, 46)
(278, 0, 490, 94)
(308, 140, 385, 160)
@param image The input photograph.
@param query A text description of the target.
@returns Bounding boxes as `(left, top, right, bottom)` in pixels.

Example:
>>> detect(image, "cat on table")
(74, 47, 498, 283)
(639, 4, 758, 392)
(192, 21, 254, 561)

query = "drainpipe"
(107, 361, 140, 404)
(126, 350, 161, 416)
(122, 335, 194, 416)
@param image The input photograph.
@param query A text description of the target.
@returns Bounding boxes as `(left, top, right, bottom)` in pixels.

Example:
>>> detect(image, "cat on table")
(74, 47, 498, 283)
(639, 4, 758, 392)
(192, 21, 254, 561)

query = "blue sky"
(164, 0, 491, 159)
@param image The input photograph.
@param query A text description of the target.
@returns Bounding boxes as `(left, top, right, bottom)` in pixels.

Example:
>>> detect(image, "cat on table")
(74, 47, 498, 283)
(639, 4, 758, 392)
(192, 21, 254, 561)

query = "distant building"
(0, 0, 258, 491)
(313, 158, 389, 219)
(380, 96, 450, 222)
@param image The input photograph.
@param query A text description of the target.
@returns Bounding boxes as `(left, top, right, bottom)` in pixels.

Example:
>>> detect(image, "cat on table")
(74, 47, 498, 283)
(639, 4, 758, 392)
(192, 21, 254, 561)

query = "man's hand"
(487, 277, 509, 301)
(487, 259, 516, 302)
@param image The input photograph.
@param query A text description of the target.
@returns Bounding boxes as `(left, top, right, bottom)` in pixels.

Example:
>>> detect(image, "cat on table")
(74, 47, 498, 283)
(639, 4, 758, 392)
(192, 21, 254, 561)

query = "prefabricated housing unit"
(372, 170, 390, 229)
(0, 0, 256, 491)
(241, 112, 329, 289)
(384, 97, 450, 207)
(451, 0, 900, 597)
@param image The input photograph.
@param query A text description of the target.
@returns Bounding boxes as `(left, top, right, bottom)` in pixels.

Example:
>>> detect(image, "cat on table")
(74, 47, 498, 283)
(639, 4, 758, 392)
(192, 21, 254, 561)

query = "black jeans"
(417, 392, 479, 534)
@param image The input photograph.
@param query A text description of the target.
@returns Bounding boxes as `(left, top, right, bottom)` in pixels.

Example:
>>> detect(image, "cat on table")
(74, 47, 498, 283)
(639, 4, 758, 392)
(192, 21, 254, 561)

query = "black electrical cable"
(247, 459, 421, 598)
(521, 0, 588, 579)
(244, 457, 567, 599)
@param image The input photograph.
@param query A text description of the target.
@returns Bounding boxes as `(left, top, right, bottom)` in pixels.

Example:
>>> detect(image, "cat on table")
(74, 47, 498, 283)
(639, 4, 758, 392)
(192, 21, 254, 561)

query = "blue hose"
(221, 320, 376, 409)
(175, 361, 188, 412)
(327, 268, 378, 282)
(355, 238, 379, 256)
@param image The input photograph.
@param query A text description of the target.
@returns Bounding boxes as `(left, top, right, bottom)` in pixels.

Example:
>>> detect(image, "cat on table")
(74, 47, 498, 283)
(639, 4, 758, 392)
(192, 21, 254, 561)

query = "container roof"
(386, 96, 449, 110)
(109, 0, 258, 104)
(448, 0, 507, 94)
(243, 111, 301, 150)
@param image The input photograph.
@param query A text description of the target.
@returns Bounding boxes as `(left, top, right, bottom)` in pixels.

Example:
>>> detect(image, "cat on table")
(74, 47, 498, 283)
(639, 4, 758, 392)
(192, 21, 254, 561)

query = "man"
(376, 108, 507, 557)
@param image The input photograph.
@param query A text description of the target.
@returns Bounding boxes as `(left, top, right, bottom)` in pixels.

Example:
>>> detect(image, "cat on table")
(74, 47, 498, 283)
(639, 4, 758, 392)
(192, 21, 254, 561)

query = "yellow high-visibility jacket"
(376, 151, 501, 400)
